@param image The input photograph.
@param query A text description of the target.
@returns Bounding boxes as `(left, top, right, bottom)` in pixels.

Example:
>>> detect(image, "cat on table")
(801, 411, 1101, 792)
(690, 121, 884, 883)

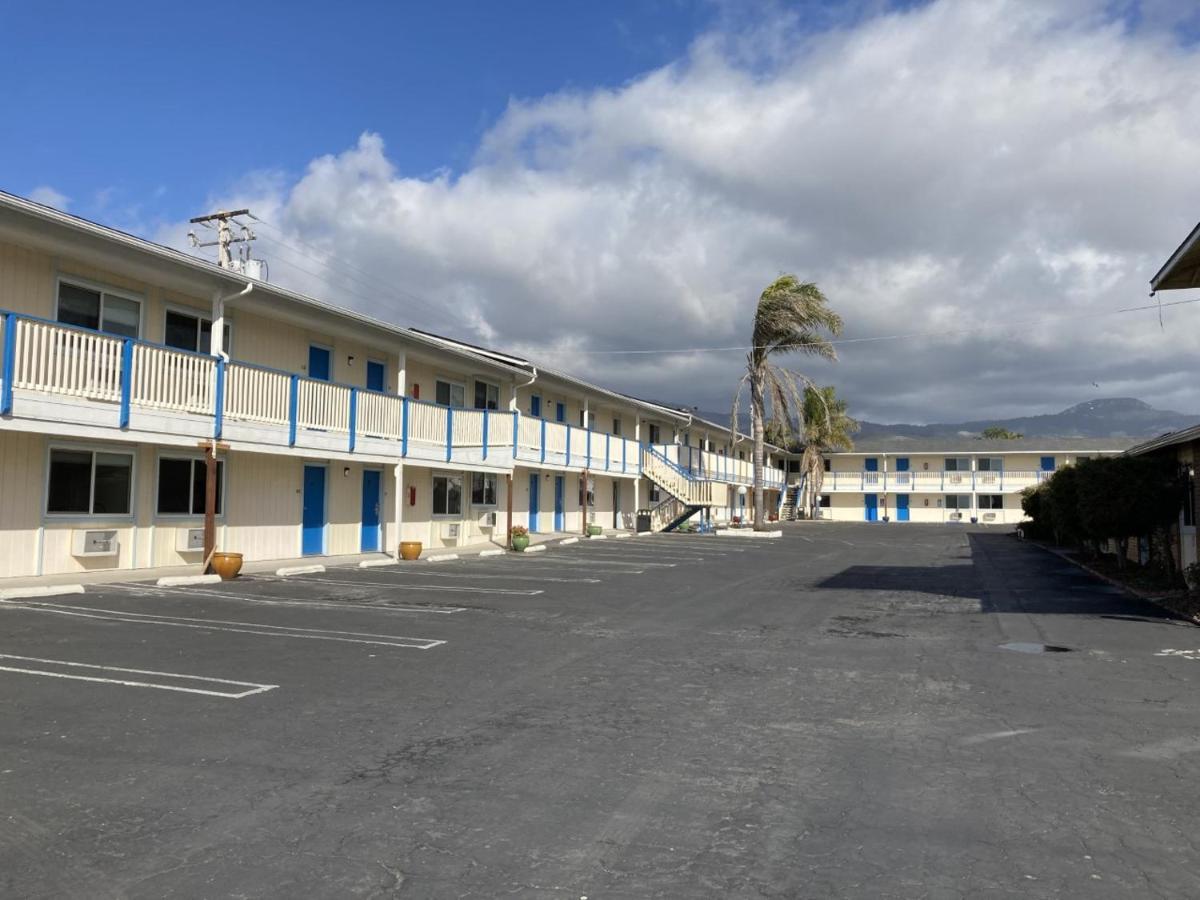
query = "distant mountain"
(857, 398, 1198, 440)
(693, 398, 1198, 441)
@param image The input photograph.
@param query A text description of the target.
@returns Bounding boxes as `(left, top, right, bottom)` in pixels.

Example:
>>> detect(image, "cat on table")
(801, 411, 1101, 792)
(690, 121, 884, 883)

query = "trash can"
(636, 508, 652, 533)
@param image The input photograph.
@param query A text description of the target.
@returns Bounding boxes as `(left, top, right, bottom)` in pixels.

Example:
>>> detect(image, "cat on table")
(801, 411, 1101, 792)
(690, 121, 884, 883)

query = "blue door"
(366, 360, 385, 392)
(896, 495, 910, 521)
(530, 395, 542, 418)
(528, 473, 540, 532)
(308, 345, 331, 381)
(895, 458, 909, 471)
(302, 465, 326, 555)
(1040, 456, 1056, 471)
(555, 402, 565, 423)
(554, 476, 564, 531)
(864, 458, 879, 471)
(864, 494, 878, 522)
(361, 469, 381, 552)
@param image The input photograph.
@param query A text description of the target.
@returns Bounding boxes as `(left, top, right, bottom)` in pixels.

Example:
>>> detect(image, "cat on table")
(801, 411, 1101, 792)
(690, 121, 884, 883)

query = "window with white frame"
(945, 494, 973, 510)
(977, 494, 1004, 510)
(165, 308, 231, 355)
(46, 448, 133, 515)
(157, 457, 225, 515)
(473, 380, 500, 410)
(471, 472, 497, 507)
(432, 474, 463, 516)
(57, 280, 140, 338)
(977, 457, 1003, 472)
(944, 457, 971, 472)
(435, 379, 466, 408)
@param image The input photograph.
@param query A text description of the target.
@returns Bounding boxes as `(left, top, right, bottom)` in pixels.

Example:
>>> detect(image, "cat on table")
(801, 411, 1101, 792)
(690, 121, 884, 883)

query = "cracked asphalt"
(3, 524, 1200, 898)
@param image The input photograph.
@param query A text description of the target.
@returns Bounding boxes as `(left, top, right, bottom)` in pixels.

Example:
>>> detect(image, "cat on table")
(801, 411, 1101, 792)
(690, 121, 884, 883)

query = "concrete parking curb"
(427, 554, 459, 562)
(0, 584, 85, 601)
(156, 575, 222, 587)
(277, 564, 326, 576)
(589, 534, 608, 540)
(559, 538, 579, 545)
(359, 559, 398, 568)
(525, 545, 547, 553)
(614, 533, 632, 539)
(478, 549, 505, 557)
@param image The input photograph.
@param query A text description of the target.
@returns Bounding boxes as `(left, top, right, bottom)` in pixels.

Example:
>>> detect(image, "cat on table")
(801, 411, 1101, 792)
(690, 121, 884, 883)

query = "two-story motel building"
(811, 438, 1131, 525)
(0, 191, 784, 580)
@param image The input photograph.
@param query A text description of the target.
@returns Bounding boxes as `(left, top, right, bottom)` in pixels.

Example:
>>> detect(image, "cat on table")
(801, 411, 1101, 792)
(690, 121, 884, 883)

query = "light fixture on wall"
(347, 355, 356, 366)
(343, 467, 350, 478)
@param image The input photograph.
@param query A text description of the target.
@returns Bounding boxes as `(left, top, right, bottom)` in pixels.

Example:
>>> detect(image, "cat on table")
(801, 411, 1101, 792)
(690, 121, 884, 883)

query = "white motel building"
(810, 438, 1130, 525)
(0, 191, 786, 581)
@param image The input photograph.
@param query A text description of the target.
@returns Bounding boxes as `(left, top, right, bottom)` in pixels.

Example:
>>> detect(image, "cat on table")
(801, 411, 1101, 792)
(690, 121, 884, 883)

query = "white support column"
(633, 415, 642, 520)
(210, 291, 226, 358)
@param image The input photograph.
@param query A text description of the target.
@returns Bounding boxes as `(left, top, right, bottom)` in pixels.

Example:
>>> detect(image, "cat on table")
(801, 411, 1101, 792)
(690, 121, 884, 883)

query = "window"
(649, 484, 661, 502)
(157, 457, 224, 516)
(946, 495, 973, 510)
(648, 424, 661, 444)
(473, 380, 500, 410)
(738, 451, 746, 461)
(978, 495, 1004, 510)
(435, 380, 466, 408)
(432, 475, 463, 516)
(944, 457, 971, 472)
(612, 418, 622, 437)
(818, 494, 831, 508)
(57, 281, 140, 338)
(683, 433, 690, 447)
(164, 309, 230, 354)
(977, 457, 1002, 472)
(471, 472, 497, 507)
(47, 448, 133, 515)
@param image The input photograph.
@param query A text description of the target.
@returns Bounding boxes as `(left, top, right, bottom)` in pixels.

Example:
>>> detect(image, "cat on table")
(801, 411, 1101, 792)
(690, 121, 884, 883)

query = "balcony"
(664, 444, 786, 490)
(819, 469, 1050, 493)
(0, 311, 637, 473)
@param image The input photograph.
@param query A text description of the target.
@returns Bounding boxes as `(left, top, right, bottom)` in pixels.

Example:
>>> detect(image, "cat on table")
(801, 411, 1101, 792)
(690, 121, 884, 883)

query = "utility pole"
(188, 209, 255, 270)
(188, 209, 253, 572)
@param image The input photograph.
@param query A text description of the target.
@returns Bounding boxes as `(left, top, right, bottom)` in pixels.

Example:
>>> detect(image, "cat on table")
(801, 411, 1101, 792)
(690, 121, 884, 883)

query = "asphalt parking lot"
(4, 524, 1200, 898)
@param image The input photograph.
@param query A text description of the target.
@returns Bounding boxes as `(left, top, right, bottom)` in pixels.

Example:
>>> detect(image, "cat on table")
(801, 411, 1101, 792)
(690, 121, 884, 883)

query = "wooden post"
(505, 473, 513, 549)
(203, 442, 218, 572)
(582, 467, 589, 534)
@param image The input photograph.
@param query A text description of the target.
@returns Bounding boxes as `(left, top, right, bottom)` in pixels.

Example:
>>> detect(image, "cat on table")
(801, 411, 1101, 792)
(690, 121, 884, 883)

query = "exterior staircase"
(641, 446, 728, 532)
(779, 480, 804, 521)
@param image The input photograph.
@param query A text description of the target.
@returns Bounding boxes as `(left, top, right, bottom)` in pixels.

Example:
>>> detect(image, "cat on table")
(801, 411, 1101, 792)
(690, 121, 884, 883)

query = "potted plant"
(510, 525, 530, 552)
(587, 524, 603, 537)
(210, 551, 243, 581)
(399, 541, 423, 561)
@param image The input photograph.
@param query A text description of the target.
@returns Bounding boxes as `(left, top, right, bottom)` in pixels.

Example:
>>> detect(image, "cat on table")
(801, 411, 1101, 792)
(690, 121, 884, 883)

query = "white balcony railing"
(819, 470, 1052, 493)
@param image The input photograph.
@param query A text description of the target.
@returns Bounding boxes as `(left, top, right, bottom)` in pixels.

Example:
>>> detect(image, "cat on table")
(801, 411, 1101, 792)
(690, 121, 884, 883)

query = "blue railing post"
(213, 357, 226, 439)
(118, 338, 134, 428)
(401, 397, 409, 457)
(348, 388, 358, 452)
(288, 375, 299, 446)
(1, 312, 16, 416)
(446, 407, 453, 462)
(606, 433, 611, 471)
(482, 408, 489, 460)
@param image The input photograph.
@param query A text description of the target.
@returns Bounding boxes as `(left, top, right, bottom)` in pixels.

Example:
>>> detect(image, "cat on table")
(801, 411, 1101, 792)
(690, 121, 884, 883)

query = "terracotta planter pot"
(511, 534, 530, 552)
(399, 541, 423, 561)
(210, 552, 243, 581)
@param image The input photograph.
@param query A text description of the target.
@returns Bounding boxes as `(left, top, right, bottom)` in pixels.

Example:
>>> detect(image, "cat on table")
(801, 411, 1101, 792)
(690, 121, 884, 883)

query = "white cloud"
(162, 0, 1200, 424)
(28, 186, 68, 211)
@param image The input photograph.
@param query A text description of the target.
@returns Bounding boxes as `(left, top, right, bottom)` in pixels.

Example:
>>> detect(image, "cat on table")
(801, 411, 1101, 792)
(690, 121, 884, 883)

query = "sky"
(6, 0, 1200, 425)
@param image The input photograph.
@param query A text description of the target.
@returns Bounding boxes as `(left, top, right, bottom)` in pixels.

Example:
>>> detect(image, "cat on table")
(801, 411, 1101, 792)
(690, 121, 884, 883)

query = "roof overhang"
(1150, 220, 1200, 292)
(1126, 423, 1200, 456)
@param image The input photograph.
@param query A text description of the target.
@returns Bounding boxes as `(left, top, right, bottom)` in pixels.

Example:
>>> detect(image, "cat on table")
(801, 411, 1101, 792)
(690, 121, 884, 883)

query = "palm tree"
(732, 275, 843, 529)
(799, 385, 859, 518)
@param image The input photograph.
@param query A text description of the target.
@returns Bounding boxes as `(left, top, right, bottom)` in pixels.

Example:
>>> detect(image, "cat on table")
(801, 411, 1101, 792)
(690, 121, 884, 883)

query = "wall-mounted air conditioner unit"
(948, 512, 963, 521)
(479, 511, 497, 528)
(176, 527, 205, 552)
(982, 513, 997, 523)
(441, 522, 461, 541)
(71, 529, 119, 558)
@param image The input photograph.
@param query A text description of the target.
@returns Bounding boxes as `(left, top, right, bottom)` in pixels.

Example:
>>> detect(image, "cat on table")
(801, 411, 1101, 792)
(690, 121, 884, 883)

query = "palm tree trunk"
(751, 373, 766, 530)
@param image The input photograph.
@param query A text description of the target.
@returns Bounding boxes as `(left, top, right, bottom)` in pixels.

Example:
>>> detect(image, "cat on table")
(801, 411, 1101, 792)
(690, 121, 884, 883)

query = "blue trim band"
(288, 375, 299, 446)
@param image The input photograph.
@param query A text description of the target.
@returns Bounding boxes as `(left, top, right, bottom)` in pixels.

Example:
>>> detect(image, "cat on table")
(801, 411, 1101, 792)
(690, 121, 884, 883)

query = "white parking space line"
(496, 556, 673, 569)
(567, 550, 709, 562)
(0, 654, 277, 699)
(4, 603, 445, 650)
(276, 577, 544, 596)
(105, 583, 468, 614)
(293, 570, 602, 585)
